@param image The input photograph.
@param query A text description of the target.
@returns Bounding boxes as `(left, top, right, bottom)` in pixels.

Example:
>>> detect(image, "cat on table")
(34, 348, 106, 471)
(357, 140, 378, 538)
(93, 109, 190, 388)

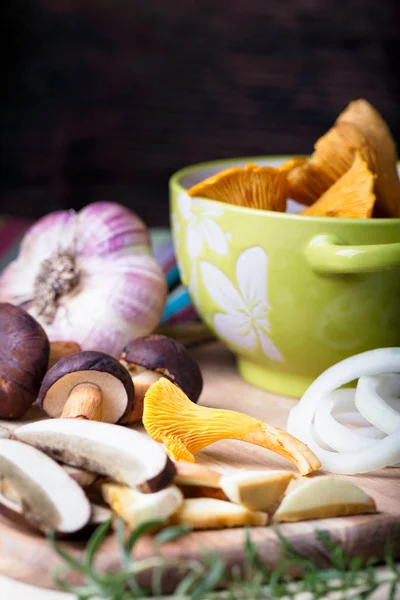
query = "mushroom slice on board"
(38, 351, 134, 424)
(119, 335, 203, 423)
(169, 497, 268, 529)
(14, 418, 176, 492)
(0, 303, 49, 419)
(220, 470, 295, 512)
(0, 439, 91, 533)
(102, 483, 183, 529)
(173, 462, 222, 488)
(274, 476, 376, 522)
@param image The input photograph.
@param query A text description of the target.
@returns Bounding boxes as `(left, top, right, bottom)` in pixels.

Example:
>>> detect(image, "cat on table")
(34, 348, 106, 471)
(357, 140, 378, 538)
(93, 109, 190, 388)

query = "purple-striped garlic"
(0, 202, 167, 357)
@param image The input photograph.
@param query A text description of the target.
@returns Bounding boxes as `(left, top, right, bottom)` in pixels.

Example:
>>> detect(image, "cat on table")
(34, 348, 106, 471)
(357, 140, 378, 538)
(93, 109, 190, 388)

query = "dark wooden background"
(0, 0, 399, 226)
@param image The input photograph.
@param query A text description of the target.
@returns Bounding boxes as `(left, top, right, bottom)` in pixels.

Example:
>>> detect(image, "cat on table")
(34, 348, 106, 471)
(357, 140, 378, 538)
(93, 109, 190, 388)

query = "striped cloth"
(0, 217, 196, 324)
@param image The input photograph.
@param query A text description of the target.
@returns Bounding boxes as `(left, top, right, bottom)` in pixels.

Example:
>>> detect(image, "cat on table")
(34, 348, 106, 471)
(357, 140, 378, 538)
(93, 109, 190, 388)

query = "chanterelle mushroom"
(0, 303, 49, 419)
(0, 438, 91, 533)
(119, 334, 203, 423)
(38, 350, 134, 423)
(143, 378, 321, 476)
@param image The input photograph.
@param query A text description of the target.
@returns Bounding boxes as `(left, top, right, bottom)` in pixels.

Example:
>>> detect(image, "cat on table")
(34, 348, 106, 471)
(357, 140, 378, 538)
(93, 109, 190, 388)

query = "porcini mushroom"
(38, 351, 134, 423)
(274, 476, 376, 522)
(48, 341, 81, 369)
(143, 378, 321, 476)
(0, 303, 49, 419)
(102, 482, 183, 529)
(119, 334, 203, 422)
(220, 470, 295, 512)
(14, 418, 176, 492)
(0, 438, 91, 533)
(169, 498, 268, 529)
(62, 465, 99, 488)
(174, 462, 222, 488)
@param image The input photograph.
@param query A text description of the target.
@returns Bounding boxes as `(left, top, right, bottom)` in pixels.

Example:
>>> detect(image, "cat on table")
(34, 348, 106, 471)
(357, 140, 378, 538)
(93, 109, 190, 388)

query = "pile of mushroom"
(0, 302, 378, 536)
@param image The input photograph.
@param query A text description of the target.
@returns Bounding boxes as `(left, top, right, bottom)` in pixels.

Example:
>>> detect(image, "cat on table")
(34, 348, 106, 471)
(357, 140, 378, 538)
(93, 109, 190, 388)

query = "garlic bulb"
(0, 202, 167, 357)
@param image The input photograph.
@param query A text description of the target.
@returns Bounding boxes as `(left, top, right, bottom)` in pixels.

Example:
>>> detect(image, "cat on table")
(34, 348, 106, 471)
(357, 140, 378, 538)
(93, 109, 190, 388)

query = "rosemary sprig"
(50, 520, 400, 599)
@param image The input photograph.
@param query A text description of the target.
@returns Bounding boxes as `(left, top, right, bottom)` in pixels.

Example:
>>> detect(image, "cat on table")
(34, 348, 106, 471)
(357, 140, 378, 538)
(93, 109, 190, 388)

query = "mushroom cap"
(120, 334, 203, 403)
(39, 350, 134, 423)
(0, 303, 50, 419)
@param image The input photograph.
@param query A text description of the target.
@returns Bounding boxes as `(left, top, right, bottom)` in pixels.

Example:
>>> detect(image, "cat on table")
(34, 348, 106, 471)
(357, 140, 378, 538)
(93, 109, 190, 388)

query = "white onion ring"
(314, 389, 385, 453)
(287, 348, 400, 474)
(355, 374, 400, 435)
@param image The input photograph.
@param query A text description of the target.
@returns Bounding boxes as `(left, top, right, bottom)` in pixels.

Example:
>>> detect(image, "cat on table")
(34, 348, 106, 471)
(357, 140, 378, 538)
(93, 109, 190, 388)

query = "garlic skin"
(0, 202, 167, 357)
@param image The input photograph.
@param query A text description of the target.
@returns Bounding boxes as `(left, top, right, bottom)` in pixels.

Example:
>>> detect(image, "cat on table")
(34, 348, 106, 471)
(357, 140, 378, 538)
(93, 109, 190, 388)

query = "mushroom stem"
(60, 383, 103, 420)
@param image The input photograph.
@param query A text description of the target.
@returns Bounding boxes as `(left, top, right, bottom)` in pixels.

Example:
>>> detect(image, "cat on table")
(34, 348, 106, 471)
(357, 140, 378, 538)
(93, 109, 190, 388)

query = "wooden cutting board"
(0, 343, 399, 591)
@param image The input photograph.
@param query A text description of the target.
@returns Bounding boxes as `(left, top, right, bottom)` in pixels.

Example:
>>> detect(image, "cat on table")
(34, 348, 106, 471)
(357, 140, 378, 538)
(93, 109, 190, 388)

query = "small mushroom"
(102, 482, 183, 529)
(38, 351, 134, 424)
(169, 497, 268, 529)
(143, 378, 321, 476)
(14, 418, 176, 492)
(0, 438, 91, 533)
(0, 303, 49, 419)
(48, 341, 81, 370)
(119, 335, 203, 423)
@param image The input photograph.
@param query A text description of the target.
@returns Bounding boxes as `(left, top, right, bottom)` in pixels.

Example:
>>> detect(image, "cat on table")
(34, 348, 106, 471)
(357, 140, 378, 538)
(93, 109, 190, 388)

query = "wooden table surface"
(0, 342, 399, 594)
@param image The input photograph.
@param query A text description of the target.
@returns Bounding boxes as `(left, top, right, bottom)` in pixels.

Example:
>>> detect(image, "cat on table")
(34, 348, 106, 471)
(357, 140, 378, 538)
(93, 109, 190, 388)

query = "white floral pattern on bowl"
(177, 192, 229, 307)
(200, 247, 284, 361)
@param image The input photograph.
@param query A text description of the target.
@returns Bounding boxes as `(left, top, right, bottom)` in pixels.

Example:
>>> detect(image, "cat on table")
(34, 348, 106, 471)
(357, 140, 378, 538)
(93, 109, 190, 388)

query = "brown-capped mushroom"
(119, 334, 203, 423)
(38, 351, 134, 424)
(48, 341, 81, 370)
(0, 438, 91, 533)
(0, 303, 49, 419)
(14, 418, 176, 492)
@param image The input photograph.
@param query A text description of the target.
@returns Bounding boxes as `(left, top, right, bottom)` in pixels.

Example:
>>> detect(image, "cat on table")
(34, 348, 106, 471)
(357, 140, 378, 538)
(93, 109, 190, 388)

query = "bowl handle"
(305, 234, 400, 275)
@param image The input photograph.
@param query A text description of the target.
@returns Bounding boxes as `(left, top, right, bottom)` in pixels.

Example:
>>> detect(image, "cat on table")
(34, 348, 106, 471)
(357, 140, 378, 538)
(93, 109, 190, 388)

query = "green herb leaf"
(154, 524, 193, 546)
(84, 518, 113, 569)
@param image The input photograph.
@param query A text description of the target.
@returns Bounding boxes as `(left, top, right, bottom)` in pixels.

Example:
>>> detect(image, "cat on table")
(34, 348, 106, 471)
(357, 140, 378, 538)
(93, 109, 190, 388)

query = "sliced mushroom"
(169, 498, 268, 529)
(0, 438, 91, 533)
(179, 485, 227, 501)
(0, 303, 49, 419)
(90, 503, 112, 525)
(0, 426, 10, 439)
(174, 462, 222, 488)
(274, 476, 376, 522)
(62, 465, 99, 488)
(220, 470, 295, 512)
(48, 341, 81, 370)
(120, 335, 203, 422)
(14, 418, 176, 492)
(102, 482, 183, 528)
(39, 351, 134, 424)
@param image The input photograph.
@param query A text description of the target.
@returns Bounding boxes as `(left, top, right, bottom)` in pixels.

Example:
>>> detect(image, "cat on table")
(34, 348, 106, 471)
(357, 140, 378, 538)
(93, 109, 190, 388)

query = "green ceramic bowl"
(169, 156, 400, 398)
